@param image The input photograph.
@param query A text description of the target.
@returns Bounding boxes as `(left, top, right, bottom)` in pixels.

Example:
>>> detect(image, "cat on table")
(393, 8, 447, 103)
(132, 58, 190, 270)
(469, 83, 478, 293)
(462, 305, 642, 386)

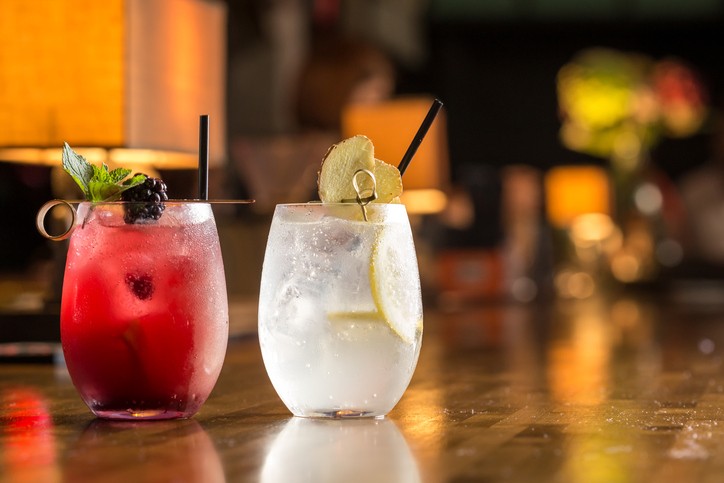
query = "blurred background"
(1, 0, 724, 325)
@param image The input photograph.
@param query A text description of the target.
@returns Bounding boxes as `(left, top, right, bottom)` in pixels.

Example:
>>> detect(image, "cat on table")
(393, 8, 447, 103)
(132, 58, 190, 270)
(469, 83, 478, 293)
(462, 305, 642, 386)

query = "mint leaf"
(62, 143, 93, 197)
(61, 143, 152, 201)
(91, 163, 111, 183)
(87, 178, 146, 202)
(123, 174, 146, 188)
(87, 163, 116, 201)
(109, 167, 132, 184)
(88, 180, 125, 202)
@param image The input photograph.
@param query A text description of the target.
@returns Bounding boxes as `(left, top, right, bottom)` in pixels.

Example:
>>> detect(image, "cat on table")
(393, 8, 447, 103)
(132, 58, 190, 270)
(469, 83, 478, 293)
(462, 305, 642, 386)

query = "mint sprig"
(62, 143, 146, 201)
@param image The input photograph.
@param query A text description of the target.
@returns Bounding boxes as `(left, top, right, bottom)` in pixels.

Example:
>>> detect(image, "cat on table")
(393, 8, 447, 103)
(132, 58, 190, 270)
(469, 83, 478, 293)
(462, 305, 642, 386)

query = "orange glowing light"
(0, 0, 227, 167)
(544, 165, 611, 229)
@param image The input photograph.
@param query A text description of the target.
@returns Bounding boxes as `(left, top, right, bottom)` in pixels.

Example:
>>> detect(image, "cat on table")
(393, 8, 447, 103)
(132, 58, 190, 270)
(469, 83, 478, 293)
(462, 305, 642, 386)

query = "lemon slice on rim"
(369, 227, 422, 344)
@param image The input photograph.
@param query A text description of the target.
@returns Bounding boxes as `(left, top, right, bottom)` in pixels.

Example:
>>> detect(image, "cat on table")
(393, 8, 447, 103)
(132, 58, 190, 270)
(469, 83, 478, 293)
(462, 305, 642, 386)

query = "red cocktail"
(59, 201, 228, 420)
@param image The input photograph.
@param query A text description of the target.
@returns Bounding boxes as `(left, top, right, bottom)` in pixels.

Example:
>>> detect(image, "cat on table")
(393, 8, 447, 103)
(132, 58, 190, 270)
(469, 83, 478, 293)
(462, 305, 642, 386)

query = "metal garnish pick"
(351, 169, 377, 221)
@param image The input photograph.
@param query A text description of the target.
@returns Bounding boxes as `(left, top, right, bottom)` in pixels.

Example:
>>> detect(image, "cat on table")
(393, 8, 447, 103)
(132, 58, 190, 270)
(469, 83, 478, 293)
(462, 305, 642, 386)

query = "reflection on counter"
(0, 387, 58, 482)
(63, 419, 225, 483)
(261, 418, 420, 483)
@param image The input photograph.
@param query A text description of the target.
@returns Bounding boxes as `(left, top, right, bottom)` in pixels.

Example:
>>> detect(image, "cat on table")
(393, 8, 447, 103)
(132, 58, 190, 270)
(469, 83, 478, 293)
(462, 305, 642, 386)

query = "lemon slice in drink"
(369, 227, 421, 344)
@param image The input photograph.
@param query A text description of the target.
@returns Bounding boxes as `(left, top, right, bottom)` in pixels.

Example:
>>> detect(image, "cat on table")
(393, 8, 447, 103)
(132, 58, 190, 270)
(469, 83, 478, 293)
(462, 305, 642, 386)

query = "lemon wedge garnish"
(369, 227, 422, 344)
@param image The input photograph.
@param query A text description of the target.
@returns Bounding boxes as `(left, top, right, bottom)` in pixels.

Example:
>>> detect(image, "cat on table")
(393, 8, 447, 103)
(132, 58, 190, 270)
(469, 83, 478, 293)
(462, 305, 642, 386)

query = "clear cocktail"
(258, 202, 423, 418)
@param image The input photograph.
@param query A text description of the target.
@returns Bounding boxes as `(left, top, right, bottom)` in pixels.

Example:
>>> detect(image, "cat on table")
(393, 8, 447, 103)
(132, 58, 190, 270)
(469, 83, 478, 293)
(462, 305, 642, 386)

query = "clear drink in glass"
(258, 203, 423, 418)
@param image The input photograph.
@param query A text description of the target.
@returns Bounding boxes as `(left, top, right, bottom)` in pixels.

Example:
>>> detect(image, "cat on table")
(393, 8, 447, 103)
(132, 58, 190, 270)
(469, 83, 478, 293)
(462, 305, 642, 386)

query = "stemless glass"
(258, 203, 423, 418)
(38, 201, 229, 420)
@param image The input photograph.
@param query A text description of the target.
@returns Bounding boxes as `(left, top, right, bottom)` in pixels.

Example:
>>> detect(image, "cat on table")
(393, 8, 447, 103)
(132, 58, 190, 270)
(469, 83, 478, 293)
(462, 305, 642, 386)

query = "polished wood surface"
(3, 295, 724, 482)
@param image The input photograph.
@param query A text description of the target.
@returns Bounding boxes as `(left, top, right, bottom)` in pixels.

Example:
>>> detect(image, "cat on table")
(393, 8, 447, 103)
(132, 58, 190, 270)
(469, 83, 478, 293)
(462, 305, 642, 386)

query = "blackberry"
(121, 174, 168, 224)
(125, 273, 154, 300)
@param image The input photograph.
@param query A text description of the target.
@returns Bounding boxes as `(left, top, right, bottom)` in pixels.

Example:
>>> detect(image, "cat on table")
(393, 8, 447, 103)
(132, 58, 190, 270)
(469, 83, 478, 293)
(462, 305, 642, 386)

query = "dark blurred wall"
(0, 165, 52, 272)
(423, 19, 724, 177)
(226, 2, 724, 179)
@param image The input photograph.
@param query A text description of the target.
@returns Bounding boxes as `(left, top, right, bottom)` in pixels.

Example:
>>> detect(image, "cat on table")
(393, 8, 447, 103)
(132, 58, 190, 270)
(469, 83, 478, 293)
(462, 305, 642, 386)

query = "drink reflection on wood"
(544, 165, 627, 297)
(261, 418, 420, 482)
(3, 297, 724, 481)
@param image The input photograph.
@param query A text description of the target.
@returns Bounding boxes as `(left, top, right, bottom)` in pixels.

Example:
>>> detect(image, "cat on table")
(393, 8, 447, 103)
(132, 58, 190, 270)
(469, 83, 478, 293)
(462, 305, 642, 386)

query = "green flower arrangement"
(557, 48, 708, 171)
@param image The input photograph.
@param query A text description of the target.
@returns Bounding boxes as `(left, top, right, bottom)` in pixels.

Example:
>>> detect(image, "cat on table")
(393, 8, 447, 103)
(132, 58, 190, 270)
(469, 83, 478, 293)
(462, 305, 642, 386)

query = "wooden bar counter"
(3, 294, 724, 482)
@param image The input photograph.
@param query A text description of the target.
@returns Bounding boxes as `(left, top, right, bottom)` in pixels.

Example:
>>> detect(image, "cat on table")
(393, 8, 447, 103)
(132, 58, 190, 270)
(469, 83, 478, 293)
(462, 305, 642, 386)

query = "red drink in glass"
(59, 202, 228, 420)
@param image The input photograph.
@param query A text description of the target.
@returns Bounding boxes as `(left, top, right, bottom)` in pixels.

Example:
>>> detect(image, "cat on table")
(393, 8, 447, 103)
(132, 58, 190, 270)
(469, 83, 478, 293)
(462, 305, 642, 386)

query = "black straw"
(198, 114, 209, 200)
(397, 98, 443, 176)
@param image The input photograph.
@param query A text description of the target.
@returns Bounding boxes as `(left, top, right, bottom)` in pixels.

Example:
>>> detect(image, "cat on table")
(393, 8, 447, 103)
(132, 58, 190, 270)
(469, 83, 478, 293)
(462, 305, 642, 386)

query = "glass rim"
(273, 202, 409, 223)
(56, 199, 254, 206)
(274, 202, 406, 208)
(36, 198, 252, 241)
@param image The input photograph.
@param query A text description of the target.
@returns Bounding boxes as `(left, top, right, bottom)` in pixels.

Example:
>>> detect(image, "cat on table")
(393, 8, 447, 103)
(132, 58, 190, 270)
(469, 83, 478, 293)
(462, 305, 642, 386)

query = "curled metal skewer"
(36, 199, 78, 241)
(351, 169, 377, 221)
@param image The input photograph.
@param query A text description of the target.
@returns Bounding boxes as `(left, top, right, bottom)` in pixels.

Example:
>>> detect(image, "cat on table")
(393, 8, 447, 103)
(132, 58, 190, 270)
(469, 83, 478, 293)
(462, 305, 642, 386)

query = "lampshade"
(342, 96, 449, 214)
(0, 0, 226, 168)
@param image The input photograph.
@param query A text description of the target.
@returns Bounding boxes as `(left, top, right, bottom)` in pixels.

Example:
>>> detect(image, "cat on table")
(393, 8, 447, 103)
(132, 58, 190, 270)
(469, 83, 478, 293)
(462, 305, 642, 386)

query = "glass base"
(91, 408, 193, 420)
(294, 408, 387, 419)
